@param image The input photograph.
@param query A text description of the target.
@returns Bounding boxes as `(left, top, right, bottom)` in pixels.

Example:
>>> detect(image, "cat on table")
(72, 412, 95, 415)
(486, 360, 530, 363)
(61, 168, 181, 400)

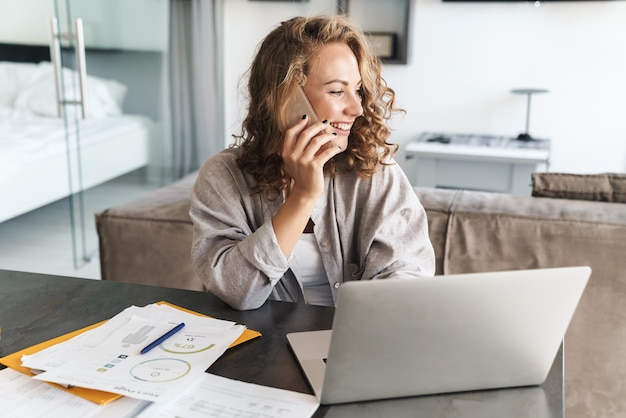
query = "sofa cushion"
(532, 172, 626, 203)
(442, 188, 626, 274)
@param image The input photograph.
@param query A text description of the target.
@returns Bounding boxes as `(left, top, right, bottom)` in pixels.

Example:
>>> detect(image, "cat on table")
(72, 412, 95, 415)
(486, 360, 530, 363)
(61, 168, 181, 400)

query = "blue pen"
(140, 322, 185, 355)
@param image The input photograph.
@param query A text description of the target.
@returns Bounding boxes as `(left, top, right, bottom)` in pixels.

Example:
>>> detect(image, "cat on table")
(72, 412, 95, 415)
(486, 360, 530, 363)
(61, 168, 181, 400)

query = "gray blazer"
(190, 148, 435, 310)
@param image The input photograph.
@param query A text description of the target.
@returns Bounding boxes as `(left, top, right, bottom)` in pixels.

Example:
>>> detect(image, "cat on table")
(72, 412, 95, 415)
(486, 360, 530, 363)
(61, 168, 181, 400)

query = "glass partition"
(51, 0, 170, 267)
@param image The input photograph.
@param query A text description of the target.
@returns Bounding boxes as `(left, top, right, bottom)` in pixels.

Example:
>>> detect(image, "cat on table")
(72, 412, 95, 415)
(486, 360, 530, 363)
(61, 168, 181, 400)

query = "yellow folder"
(0, 301, 261, 404)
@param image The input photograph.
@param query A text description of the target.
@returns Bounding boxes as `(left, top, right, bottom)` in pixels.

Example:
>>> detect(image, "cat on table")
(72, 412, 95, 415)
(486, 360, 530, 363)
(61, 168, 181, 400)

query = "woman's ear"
(296, 72, 307, 87)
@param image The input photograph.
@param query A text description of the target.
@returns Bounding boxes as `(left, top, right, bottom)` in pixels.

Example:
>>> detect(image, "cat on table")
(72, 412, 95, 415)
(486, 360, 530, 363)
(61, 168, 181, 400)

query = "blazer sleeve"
(189, 152, 290, 310)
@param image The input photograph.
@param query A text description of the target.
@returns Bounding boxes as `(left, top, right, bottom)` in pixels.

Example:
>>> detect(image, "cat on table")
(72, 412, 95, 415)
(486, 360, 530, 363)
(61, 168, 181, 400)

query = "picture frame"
(365, 32, 397, 60)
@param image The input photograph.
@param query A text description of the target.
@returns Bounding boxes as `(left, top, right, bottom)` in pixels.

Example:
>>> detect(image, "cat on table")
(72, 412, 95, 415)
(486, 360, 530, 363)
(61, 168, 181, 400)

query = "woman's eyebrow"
(323, 79, 362, 86)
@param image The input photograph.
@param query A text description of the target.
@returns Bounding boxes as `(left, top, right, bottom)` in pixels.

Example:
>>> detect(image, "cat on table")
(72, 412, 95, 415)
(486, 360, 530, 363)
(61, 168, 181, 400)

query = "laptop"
(287, 266, 591, 405)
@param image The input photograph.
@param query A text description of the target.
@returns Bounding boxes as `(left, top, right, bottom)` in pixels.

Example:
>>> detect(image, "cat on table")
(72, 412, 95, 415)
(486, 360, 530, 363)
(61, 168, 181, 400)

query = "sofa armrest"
(96, 172, 203, 291)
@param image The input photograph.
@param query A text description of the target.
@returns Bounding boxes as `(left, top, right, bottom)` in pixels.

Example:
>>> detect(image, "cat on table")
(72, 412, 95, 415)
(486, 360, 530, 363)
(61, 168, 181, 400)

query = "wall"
(0, 0, 53, 45)
(221, 0, 626, 175)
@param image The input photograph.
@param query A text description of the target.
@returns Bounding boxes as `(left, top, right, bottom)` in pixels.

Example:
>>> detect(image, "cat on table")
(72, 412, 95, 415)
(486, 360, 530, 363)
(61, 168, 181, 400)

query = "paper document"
(25, 304, 245, 402)
(0, 302, 260, 405)
(136, 372, 320, 418)
(0, 368, 319, 418)
(0, 367, 149, 418)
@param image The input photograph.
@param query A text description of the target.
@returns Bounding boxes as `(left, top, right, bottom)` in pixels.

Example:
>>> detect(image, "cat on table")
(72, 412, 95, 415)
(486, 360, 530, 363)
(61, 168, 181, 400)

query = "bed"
(0, 43, 156, 223)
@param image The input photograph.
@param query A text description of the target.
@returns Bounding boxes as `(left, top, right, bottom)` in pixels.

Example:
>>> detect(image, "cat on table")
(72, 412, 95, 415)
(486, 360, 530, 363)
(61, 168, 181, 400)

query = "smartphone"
(286, 86, 320, 127)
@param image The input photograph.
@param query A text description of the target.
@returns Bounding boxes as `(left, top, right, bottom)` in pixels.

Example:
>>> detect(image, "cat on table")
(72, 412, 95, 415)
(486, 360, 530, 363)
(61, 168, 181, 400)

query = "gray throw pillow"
(531, 172, 626, 203)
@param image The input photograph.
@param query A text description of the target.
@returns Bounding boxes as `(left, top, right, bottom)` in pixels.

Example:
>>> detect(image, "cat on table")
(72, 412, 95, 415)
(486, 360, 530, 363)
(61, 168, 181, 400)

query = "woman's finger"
(289, 119, 332, 155)
(281, 114, 310, 155)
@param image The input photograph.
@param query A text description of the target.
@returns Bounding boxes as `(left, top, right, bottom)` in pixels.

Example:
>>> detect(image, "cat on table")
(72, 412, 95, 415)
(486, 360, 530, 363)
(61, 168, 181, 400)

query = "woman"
(190, 15, 435, 310)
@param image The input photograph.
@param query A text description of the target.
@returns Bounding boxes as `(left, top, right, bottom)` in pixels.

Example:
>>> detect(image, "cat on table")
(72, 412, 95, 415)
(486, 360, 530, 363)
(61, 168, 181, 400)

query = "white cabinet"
(405, 133, 551, 196)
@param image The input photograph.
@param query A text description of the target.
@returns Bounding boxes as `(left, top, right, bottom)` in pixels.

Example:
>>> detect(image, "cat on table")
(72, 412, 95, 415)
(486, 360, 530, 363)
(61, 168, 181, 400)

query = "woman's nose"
(346, 92, 363, 117)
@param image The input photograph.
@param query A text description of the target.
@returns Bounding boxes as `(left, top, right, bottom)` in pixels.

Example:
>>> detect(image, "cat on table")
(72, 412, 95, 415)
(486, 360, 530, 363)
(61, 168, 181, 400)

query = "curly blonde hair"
(234, 14, 403, 199)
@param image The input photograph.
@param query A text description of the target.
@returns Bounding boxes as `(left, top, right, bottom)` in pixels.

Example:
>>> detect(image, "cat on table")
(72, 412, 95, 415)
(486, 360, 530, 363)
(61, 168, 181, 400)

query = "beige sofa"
(96, 172, 626, 418)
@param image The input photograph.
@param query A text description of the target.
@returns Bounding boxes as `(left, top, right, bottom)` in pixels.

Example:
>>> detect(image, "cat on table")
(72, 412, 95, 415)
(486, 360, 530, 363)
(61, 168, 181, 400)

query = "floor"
(0, 170, 161, 280)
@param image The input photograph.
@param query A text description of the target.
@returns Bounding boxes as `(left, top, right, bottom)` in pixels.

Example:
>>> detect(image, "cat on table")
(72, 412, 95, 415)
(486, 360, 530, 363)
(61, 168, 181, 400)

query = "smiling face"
(302, 42, 364, 151)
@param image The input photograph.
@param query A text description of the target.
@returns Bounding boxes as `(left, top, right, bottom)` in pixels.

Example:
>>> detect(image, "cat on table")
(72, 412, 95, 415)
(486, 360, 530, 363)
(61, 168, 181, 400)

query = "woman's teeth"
(330, 122, 351, 131)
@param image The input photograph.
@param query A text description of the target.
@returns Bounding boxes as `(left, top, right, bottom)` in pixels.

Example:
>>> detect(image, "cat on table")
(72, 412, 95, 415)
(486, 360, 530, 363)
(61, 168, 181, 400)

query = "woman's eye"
(330, 90, 343, 96)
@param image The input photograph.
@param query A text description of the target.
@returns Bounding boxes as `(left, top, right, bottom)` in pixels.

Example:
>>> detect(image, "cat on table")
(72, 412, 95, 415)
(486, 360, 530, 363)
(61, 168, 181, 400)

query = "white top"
(289, 233, 333, 307)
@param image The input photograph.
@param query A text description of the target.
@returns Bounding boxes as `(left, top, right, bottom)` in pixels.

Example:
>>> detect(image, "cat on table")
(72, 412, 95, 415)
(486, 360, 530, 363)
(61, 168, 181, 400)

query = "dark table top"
(0, 270, 564, 417)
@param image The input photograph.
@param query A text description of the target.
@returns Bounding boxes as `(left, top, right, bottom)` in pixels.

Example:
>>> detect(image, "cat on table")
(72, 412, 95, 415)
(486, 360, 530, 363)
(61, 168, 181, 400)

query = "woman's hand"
(281, 115, 343, 202)
(272, 115, 343, 258)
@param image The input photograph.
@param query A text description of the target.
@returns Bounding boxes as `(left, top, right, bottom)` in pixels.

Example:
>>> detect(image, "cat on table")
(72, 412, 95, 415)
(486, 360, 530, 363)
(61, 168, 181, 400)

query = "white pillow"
(0, 61, 42, 108)
(14, 62, 128, 118)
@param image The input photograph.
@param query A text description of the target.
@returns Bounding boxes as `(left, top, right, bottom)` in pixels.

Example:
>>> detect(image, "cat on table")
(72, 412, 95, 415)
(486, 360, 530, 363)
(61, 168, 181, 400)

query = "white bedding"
(0, 107, 152, 184)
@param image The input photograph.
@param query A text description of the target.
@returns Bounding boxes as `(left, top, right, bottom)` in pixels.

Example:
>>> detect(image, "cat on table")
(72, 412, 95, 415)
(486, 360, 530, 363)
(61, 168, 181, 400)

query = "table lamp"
(511, 88, 549, 141)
